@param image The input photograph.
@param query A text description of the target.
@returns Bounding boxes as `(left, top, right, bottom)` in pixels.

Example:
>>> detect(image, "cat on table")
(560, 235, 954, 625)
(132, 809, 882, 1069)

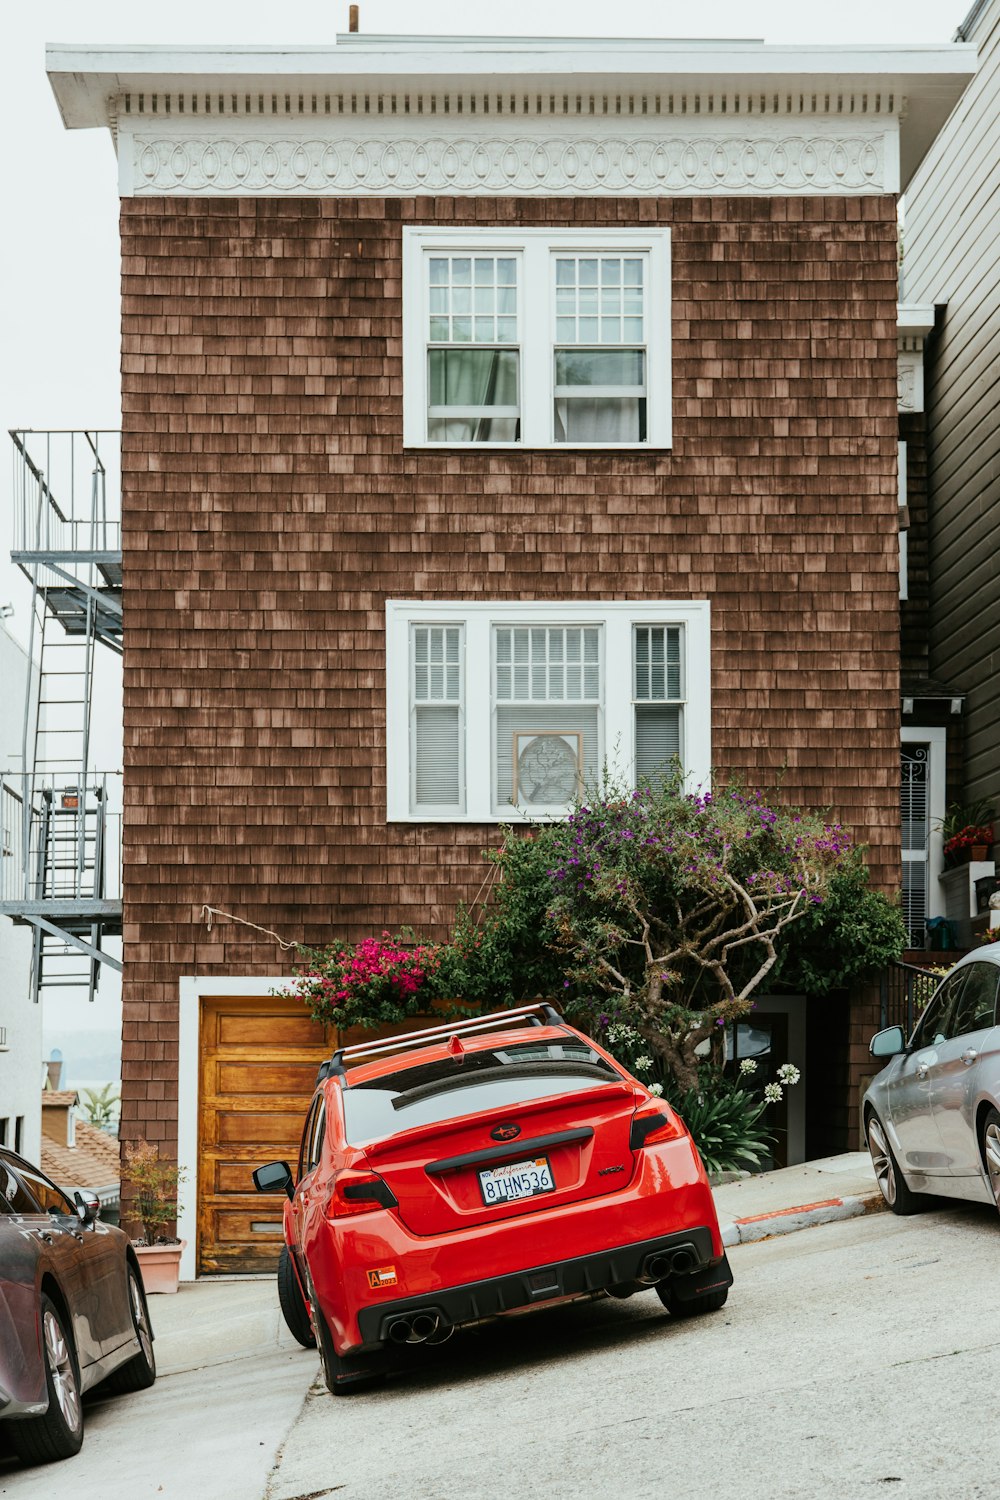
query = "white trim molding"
(46, 37, 977, 196)
(177, 973, 293, 1282)
(122, 119, 896, 197)
(897, 302, 936, 413)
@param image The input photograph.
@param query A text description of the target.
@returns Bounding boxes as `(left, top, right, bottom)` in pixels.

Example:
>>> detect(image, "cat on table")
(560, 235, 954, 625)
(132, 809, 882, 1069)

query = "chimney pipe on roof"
(349, 5, 359, 32)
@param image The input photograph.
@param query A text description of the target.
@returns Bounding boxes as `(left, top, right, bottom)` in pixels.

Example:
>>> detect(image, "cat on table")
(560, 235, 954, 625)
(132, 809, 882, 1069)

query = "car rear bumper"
(355, 1227, 729, 1347)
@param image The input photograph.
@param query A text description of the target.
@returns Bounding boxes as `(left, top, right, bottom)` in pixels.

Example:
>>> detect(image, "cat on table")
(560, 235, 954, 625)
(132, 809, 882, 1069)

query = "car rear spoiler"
(316, 1002, 566, 1083)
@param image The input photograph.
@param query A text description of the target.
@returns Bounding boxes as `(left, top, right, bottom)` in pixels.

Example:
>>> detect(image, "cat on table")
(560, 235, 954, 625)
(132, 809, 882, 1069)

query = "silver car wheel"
(43, 1306, 82, 1435)
(130, 1270, 154, 1368)
(867, 1116, 897, 1207)
(984, 1119, 1000, 1210)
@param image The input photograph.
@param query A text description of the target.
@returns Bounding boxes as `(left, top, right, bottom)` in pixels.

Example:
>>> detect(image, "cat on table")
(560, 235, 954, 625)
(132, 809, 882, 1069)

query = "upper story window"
(402, 228, 671, 450)
(386, 600, 709, 823)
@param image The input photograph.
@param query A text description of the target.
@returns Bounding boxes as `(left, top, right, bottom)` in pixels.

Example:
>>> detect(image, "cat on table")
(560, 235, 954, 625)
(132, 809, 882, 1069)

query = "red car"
(254, 1004, 731, 1393)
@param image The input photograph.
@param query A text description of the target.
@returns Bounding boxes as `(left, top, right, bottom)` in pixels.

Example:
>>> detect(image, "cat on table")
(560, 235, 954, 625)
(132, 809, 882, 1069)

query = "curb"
(720, 1190, 886, 1247)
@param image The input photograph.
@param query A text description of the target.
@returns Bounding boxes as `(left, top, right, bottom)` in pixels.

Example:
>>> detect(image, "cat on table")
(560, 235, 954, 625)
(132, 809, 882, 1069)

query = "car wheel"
(277, 1245, 316, 1349)
(655, 1282, 729, 1318)
(979, 1107, 1000, 1214)
(866, 1111, 928, 1216)
(104, 1264, 157, 1394)
(8, 1296, 84, 1464)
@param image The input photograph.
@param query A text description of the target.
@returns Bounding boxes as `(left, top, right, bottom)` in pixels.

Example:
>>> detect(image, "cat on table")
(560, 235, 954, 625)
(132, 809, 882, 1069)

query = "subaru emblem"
(491, 1123, 521, 1142)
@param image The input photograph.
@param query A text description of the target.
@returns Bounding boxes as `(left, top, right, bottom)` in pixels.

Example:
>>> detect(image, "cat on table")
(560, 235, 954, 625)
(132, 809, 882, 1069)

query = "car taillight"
(630, 1107, 684, 1150)
(325, 1171, 398, 1219)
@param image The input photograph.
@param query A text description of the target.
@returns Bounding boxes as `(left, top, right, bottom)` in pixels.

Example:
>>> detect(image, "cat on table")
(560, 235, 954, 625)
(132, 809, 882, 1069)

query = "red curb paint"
(734, 1197, 843, 1226)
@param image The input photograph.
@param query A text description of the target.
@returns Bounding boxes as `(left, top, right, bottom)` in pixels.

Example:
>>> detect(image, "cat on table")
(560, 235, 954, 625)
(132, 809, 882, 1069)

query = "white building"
(0, 619, 41, 1161)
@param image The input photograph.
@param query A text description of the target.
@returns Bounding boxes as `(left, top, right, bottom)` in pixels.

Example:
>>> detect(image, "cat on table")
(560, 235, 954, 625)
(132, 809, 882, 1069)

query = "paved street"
(2, 1203, 998, 1499)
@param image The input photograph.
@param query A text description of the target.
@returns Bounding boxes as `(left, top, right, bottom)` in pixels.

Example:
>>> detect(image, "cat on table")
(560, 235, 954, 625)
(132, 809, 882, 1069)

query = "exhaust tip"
(387, 1318, 412, 1345)
(410, 1313, 440, 1341)
(670, 1248, 696, 1275)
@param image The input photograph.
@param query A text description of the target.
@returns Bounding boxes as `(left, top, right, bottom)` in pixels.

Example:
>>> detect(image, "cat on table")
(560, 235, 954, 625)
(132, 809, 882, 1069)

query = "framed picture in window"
(512, 731, 583, 806)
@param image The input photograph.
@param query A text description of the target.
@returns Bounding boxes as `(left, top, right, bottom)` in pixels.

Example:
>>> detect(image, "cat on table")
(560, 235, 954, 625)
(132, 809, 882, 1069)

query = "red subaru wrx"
(253, 1004, 732, 1393)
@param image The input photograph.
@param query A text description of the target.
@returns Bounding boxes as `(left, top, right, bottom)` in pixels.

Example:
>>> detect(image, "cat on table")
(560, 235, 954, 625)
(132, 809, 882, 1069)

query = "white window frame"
(386, 600, 710, 823)
(402, 227, 672, 450)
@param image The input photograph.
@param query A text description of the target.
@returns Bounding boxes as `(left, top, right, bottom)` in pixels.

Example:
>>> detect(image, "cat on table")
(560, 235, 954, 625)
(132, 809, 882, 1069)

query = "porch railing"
(879, 960, 943, 1035)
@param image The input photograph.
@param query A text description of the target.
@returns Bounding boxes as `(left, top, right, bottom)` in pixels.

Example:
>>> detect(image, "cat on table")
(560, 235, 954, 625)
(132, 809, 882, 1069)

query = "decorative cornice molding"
(116, 88, 904, 122)
(123, 123, 893, 197)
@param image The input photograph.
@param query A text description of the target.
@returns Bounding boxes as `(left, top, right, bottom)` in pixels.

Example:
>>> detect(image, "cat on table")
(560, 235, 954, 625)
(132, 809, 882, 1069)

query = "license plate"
(479, 1156, 555, 1206)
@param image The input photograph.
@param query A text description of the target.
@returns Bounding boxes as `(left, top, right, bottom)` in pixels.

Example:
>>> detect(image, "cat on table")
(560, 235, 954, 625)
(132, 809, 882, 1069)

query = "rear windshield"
(341, 1039, 619, 1144)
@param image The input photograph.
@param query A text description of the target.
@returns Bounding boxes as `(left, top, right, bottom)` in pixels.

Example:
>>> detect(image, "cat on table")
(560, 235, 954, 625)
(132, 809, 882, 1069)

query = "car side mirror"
(869, 1025, 907, 1059)
(74, 1190, 100, 1226)
(252, 1160, 295, 1200)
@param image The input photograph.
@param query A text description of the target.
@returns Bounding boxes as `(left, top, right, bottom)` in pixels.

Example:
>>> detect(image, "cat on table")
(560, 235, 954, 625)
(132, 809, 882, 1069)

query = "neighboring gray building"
(0, 619, 41, 1161)
(903, 0, 1000, 838)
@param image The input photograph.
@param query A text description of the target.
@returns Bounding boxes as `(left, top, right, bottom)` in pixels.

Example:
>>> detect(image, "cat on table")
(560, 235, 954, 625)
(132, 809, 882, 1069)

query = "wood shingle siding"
(119, 193, 900, 1152)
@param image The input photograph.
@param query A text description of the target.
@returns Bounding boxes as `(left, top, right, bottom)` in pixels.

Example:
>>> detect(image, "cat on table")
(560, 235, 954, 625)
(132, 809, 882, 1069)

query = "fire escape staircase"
(1, 430, 123, 1002)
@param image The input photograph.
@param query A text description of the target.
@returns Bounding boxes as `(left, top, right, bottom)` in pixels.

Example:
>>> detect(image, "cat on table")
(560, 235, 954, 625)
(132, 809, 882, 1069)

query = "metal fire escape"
(0, 430, 123, 1002)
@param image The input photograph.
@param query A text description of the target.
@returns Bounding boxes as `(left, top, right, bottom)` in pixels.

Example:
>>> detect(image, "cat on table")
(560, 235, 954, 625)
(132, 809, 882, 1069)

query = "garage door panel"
(215, 1013, 326, 1048)
(216, 1060, 320, 1095)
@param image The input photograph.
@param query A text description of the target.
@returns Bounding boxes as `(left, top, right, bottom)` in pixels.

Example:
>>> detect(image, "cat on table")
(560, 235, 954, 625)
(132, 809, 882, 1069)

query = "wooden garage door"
(198, 995, 330, 1275)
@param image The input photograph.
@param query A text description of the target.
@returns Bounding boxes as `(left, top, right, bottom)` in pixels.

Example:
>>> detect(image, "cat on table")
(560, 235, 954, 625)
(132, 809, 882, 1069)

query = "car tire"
(7, 1295, 84, 1464)
(104, 1264, 157, 1394)
(277, 1245, 316, 1349)
(655, 1282, 729, 1318)
(979, 1106, 1000, 1214)
(866, 1110, 929, 1216)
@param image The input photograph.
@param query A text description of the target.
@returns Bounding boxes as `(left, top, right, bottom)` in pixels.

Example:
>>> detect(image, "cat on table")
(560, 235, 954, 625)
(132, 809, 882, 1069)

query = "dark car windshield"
(341, 1040, 619, 1143)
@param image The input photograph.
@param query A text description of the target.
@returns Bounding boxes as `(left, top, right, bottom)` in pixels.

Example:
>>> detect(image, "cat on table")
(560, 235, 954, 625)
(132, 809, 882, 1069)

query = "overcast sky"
(0, 0, 971, 1050)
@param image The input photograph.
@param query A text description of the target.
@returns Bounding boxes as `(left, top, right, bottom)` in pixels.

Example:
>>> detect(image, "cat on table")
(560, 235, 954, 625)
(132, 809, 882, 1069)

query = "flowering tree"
(544, 779, 856, 1091)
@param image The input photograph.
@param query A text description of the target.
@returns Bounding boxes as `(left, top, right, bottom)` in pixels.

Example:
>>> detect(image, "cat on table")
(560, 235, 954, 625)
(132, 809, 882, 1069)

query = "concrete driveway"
(0, 1278, 315, 1500)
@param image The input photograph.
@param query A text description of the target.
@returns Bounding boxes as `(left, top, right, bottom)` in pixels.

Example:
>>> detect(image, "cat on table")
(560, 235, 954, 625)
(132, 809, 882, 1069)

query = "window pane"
(495, 708, 600, 813)
(636, 704, 681, 788)
(555, 350, 645, 388)
(554, 397, 646, 443)
(554, 256, 644, 345)
(427, 255, 518, 344)
(634, 626, 681, 701)
(495, 627, 602, 702)
(414, 706, 461, 808)
(428, 349, 518, 409)
(427, 417, 519, 442)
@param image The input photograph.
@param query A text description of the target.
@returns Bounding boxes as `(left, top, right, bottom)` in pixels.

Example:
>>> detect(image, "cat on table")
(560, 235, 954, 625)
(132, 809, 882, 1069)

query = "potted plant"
(939, 800, 994, 866)
(122, 1139, 187, 1293)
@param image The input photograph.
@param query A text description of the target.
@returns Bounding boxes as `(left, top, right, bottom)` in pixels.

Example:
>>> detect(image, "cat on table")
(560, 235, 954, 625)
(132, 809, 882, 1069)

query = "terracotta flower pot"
(134, 1239, 187, 1294)
(971, 845, 989, 862)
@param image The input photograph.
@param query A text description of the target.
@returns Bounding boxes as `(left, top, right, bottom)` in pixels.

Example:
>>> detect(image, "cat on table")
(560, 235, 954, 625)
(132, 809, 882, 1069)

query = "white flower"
(634, 1054, 653, 1072)
(739, 1058, 758, 1076)
(777, 1063, 801, 1086)
(648, 1083, 664, 1096)
(763, 1082, 783, 1105)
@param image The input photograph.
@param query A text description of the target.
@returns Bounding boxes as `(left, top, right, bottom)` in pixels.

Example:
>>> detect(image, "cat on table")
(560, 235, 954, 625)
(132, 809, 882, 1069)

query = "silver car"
(864, 946, 1000, 1216)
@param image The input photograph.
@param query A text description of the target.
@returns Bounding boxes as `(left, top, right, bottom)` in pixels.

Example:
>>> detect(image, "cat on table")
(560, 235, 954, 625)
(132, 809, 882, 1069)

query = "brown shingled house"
(45, 30, 975, 1277)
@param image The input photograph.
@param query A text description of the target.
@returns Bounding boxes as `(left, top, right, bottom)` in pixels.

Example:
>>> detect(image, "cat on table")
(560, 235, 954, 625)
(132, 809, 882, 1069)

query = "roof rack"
(316, 1002, 565, 1084)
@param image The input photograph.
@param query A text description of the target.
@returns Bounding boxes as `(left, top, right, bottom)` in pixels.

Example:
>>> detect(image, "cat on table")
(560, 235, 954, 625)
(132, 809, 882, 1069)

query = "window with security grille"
(633, 625, 682, 788)
(493, 625, 602, 814)
(387, 602, 709, 823)
(410, 624, 464, 815)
